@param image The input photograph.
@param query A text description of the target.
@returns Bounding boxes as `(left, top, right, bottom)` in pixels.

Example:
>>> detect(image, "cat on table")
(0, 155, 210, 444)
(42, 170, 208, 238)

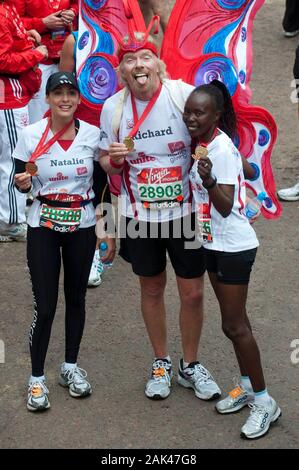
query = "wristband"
(109, 157, 124, 169)
(203, 176, 217, 190)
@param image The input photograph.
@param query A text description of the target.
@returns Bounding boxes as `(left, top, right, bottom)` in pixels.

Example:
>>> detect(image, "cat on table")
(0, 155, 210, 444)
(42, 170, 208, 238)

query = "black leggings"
(27, 226, 96, 376)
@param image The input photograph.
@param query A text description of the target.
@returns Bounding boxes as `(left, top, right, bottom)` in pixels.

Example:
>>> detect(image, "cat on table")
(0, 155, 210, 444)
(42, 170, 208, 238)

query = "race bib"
(197, 203, 213, 243)
(137, 166, 183, 210)
(39, 204, 82, 233)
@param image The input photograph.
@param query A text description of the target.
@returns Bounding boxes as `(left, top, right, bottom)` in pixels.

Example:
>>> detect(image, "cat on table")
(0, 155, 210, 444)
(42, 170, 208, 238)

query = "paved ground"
(0, 0, 298, 450)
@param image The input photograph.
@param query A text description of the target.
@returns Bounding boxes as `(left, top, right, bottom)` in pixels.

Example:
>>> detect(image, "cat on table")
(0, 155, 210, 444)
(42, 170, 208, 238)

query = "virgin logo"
(126, 118, 134, 129)
(151, 169, 170, 183)
(168, 141, 185, 153)
(77, 167, 88, 175)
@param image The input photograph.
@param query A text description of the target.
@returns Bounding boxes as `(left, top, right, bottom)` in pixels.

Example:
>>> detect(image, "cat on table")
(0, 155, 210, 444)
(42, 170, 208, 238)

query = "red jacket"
(0, 3, 44, 109)
(14, 0, 78, 62)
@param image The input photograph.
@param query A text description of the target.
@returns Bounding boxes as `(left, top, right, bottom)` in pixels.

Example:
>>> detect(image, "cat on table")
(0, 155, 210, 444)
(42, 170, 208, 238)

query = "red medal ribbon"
(197, 127, 220, 148)
(129, 83, 162, 138)
(29, 118, 74, 163)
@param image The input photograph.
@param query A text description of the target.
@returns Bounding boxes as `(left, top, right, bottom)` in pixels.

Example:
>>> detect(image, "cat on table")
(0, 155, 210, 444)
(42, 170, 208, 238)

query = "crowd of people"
(0, 0, 296, 441)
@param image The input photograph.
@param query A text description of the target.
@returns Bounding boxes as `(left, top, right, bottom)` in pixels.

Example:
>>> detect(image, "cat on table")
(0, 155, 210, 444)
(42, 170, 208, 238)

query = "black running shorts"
(119, 214, 206, 278)
(204, 247, 257, 284)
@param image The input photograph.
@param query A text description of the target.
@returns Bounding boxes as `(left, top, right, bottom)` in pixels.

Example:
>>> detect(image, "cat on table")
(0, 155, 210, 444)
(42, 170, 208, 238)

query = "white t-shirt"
(189, 131, 259, 252)
(13, 119, 100, 228)
(100, 81, 195, 222)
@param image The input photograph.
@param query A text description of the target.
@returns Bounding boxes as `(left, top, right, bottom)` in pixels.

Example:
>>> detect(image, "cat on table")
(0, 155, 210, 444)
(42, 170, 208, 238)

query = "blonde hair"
(116, 32, 169, 86)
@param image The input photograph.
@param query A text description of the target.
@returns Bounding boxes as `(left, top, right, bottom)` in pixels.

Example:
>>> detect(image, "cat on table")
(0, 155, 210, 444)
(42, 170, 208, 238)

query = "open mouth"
(59, 105, 72, 111)
(187, 125, 198, 132)
(134, 73, 148, 85)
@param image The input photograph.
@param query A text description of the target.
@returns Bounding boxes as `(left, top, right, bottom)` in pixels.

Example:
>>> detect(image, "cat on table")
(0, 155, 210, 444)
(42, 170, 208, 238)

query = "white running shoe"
(283, 29, 299, 38)
(27, 381, 50, 412)
(241, 397, 282, 439)
(277, 182, 299, 201)
(87, 250, 103, 287)
(0, 222, 27, 242)
(216, 384, 254, 414)
(59, 363, 92, 397)
(145, 358, 173, 399)
(178, 359, 221, 400)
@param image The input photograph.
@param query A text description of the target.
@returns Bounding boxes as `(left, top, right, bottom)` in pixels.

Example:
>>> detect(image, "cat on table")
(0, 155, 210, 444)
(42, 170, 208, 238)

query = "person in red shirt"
(0, 0, 48, 241)
(14, 0, 78, 123)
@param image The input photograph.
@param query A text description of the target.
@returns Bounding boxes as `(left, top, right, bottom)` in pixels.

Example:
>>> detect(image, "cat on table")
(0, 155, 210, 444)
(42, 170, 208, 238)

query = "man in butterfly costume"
(76, 0, 281, 412)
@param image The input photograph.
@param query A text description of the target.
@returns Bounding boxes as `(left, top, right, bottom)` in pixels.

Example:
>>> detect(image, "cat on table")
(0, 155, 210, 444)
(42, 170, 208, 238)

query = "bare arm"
(59, 34, 75, 72)
(242, 156, 256, 180)
(205, 181, 235, 218)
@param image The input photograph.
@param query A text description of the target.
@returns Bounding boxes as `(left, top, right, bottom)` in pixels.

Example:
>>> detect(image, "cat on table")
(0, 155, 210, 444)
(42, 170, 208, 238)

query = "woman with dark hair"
(183, 80, 281, 440)
(13, 71, 115, 412)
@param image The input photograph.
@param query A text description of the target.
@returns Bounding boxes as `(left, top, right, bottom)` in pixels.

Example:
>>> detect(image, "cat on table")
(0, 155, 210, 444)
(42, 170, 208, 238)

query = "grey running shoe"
(178, 359, 221, 400)
(0, 222, 27, 241)
(59, 364, 92, 397)
(216, 384, 254, 414)
(283, 29, 299, 38)
(27, 381, 50, 412)
(241, 397, 281, 439)
(277, 182, 299, 201)
(145, 358, 172, 399)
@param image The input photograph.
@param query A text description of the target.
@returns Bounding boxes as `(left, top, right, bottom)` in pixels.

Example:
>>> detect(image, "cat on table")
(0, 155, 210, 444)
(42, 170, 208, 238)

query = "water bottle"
(244, 191, 267, 219)
(99, 242, 113, 269)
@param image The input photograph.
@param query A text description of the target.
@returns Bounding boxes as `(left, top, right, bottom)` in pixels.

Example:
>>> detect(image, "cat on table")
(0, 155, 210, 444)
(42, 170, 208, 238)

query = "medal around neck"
(123, 136, 135, 152)
(193, 145, 209, 161)
(25, 162, 38, 176)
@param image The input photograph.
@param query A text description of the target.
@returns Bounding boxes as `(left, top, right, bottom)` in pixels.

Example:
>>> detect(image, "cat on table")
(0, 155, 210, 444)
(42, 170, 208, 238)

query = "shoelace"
(29, 381, 49, 396)
(247, 403, 268, 426)
(151, 360, 171, 382)
(64, 367, 88, 384)
(227, 376, 244, 398)
(191, 364, 214, 384)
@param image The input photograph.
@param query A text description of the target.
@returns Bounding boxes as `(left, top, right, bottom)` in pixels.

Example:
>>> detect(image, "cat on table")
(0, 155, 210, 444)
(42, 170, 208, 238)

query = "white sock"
(155, 355, 171, 364)
(29, 375, 45, 385)
(240, 376, 253, 393)
(254, 389, 271, 406)
(63, 362, 77, 370)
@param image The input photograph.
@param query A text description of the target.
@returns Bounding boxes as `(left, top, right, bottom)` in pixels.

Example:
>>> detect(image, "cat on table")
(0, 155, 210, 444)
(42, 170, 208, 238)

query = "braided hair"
(193, 79, 236, 139)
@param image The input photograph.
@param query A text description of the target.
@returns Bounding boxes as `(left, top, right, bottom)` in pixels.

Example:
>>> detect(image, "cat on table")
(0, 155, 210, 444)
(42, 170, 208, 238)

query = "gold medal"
(25, 162, 38, 176)
(123, 136, 135, 152)
(193, 145, 209, 161)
